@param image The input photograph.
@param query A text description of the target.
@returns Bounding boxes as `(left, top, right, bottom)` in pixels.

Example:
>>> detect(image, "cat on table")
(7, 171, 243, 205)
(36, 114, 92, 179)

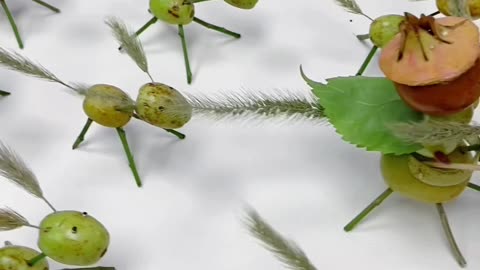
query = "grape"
(149, 0, 195, 25)
(82, 84, 134, 128)
(224, 0, 259, 9)
(135, 82, 192, 129)
(0, 245, 49, 270)
(368, 15, 404, 48)
(437, 0, 480, 18)
(38, 211, 109, 266)
(380, 153, 470, 203)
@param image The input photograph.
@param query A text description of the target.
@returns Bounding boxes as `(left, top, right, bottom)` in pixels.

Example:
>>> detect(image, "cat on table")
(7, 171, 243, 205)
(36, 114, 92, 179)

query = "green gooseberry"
(149, 0, 195, 25)
(38, 211, 110, 266)
(0, 245, 49, 270)
(224, 0, 259, 9)
(369, 14, 404, 48)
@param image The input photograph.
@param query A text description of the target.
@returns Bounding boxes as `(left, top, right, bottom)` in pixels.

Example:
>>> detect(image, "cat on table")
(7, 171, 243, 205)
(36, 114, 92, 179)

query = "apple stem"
(72, 118, 93, 150)
(436, 203, 467, 268)
(467, 182, 480, 191)
(32, 0, 60, 13)
(344, 188, 393, 232)
(118, 17, 158, 51)
(178, 24, 193, 84)
(356, 46, 378, 76)
(193, 17, 241, 39)
(116, 127, 142, 187)
(0, 90, 10, 96)
(27, 252, 47, 266)
(0, 0, 23, 49)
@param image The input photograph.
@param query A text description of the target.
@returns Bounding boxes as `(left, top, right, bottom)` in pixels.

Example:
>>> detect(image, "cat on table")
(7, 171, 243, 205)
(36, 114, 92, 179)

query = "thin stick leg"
(32, 0, 60, 13)
(163, 128, 186, 139)
(72, 118, 93, 149)
(344, 188, 393, 232)
(436, 203, 467, 268)
(0, 0, 23, 49)
(356, 46, 378, 76)
(0, 90, 10, 96)
(467, 182, 480, 192)
(193, 17, 241, 38)
(118, 17, 158, 50)
(356, 34, 370, 41)
(178, 24, 193, 84)
(116, 128, 142, 187)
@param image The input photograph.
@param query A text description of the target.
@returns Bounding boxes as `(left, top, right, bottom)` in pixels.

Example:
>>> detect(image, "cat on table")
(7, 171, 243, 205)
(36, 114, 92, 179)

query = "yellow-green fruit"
(224, 0, 258, 9)
(149, 0, 195, 25)
(82, 84, 134, 128)
(0, 245, 49, 270)
(369, 15, 404, 48)
(135, 82, 192, 129)
(380, 153, 470, 203)
(38, 211, 110, 266)
(437, 0, 480, 19)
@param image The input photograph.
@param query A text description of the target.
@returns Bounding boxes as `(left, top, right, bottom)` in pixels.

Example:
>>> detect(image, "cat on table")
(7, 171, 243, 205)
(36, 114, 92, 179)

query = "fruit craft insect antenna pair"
(0, 0, 61, 49)
(121, 0, 259, 84)
(0, 141, 112, 269)
(0, 17, 193, 188)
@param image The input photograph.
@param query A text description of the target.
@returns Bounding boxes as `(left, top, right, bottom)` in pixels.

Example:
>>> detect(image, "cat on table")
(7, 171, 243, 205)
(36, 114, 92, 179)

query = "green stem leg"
(467, 182, 480, 191)
(429, 11, 440, 16)
(27, 253, 47, 267)
(356, 46, 378, 76)
(190, 0, 212, 3)
(4, 241, 12, 246)
(116, 128, 142, 187)
(344, 188, 393, 232)
(178, 24, 193, 84)
(118, 16, 158, 50)
(0, 90, 10, 96)
(0, 0, 23, 49)
(60, 267, 116, 270)
(193, 17, 241, 39)
(356, 34, 370, 41)
(32, 0, 60, 13)
(72, 118, 93, 150)
(163, 128, 186, 140)
(436, 203, 467, 268)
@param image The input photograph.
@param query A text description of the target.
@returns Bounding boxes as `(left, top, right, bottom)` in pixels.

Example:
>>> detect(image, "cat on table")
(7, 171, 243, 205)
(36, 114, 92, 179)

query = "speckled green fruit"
(150, 0, 195, 25)
(381, 153, 470, 203)
(38, 211, 109, 266)
(224, 0, 258, 9)
(437, 0, 480, 19)
(82, 84, 134, 128)
(369, 15, 404, 48)
(0, 246, 48, 270)
(135, 82, 192, 129)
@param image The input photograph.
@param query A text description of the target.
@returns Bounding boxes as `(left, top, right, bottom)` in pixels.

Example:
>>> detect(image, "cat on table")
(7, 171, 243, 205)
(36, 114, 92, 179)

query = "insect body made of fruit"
(149, 0, 195, 25)
(369, 15, 405, 48)
(381, 150, 474, 203)
(135, 82, 192, 129)
(38, 211, 110, 266)
(224, 0, 259, 9)
(82, 84, 135, 128)
(0, 245, 49, 270)
(437, 0, 480, 19)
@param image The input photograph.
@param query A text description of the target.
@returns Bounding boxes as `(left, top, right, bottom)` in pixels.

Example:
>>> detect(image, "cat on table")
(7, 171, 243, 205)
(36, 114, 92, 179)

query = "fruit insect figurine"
(0, 0, 61, 49)
(0, 17, 193, 187)
(0, 140, 114, 268)
(120, 0, 260, 84)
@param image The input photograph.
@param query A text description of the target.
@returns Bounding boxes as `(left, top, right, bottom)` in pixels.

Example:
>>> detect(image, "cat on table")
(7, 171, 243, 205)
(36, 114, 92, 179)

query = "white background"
(0, 0, 479, 269)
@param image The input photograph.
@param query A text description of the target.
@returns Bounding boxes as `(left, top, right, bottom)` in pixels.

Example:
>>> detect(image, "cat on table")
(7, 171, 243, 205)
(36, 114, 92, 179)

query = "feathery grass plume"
(0, 207, 30, 231)
(334, 0, 372, 20)
(243, 208, 317, 270)
(0, 47, 84, 94)
(0, 141, 56, 211)
(106, 17, 153, 82)
(388, 120, 480, 146)
(185, 89, 325, 124)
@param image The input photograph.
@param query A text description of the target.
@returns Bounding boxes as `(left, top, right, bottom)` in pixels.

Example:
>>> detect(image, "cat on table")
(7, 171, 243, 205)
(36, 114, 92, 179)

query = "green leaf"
(301, 71, 424, 154)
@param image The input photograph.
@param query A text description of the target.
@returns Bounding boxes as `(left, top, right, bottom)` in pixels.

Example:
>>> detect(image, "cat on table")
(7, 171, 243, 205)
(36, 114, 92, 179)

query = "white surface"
(0, 0, 479, 269)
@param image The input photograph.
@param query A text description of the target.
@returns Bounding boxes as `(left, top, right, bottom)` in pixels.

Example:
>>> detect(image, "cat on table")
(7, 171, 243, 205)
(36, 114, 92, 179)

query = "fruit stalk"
(178, 25, 193, 84)
(27, 252, 47, 267)
(192, 17, 241, 38)
(436, 203, 467, 267)
(116, 128, 142, 187)
(72, 118, 93, 149)
(32, 0, 60, 13)
(0, 0, 23, 49)
(344, 188, 393, 231)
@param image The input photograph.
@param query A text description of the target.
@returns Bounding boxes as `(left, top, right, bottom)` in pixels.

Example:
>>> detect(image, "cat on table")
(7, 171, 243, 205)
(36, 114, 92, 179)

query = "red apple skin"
(394, 58, 480, 116)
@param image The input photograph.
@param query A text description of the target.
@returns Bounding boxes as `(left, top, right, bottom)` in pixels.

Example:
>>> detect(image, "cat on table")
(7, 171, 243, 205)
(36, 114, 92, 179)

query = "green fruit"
(380, 153, 470, 203)
(369, 15, 404, 48)
(38, 211, 109, 266)
(224, 0, 258, 9)
(135, 82, 192, 129)
(0, 245, 49, 270)
(149, 0, 195, 25)
(82, 84, 134, 128)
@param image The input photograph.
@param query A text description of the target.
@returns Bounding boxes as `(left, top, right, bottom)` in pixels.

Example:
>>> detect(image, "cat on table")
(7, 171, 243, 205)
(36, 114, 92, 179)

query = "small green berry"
(135, 82, 192, 129)
(224, 0, 259, 9)
(82, 84, 134, 128)
(38, 211, 110, 266)
(369, 14, 404, 48)
(149, 0, 195, 25)
(0, 245, 49, 270)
